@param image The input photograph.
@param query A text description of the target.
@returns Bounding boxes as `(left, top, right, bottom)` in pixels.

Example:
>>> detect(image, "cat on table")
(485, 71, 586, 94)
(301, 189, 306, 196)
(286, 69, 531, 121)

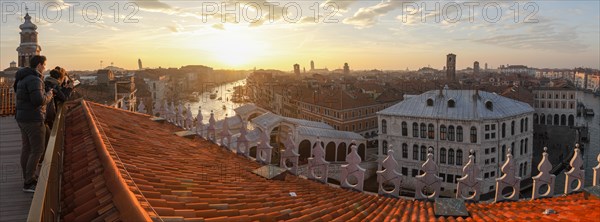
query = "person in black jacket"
(45, 66, 73, 129)
(14, 55, 53, 193)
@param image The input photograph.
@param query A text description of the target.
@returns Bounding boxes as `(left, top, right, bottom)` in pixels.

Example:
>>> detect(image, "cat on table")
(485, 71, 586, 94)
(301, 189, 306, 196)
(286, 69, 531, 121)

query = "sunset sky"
(1, 0, 599, 71)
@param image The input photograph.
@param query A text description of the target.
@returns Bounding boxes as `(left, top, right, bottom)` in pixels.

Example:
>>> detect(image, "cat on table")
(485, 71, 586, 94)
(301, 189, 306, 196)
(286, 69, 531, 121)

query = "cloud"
(133, 0, 181, 14)
(166, 23, 183, 32)
(212, 23, 225, 30)
(343, 1, 403, 28)
(321, 0, 358, 12)
(471, 18, 588, 52)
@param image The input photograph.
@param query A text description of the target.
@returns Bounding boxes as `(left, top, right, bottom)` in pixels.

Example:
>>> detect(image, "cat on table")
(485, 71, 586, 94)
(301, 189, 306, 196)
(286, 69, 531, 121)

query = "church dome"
(19, 13, 37, 30)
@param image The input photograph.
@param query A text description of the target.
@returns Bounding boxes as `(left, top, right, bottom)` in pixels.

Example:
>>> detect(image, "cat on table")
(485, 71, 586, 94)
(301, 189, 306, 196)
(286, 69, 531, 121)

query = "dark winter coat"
(14, 67, 53, 122)
(44, 76, 73, 127)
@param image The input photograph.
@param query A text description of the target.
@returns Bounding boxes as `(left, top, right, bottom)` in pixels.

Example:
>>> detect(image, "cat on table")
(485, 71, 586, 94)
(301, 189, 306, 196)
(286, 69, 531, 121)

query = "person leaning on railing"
(14, 55, 54, 193)
(44, 66, 74, 130)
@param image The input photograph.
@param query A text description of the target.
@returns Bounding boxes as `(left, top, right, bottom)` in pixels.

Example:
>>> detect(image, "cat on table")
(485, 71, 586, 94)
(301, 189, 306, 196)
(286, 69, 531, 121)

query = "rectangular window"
(491, 133, 496, 139)
(484, 172, 489, 178)
(491, 171, 495, 177)
(447, 174, 454, 184)
(402, 167, 408, 176)
(412, 169, 418, 177)
(439, 173, 446, 182)
(491, 158, 496, 163)
(491, 147, 496, 153)
(485, 148, 489, 154)
(485, 125, 490, 131)
(492, 124, 496, 130)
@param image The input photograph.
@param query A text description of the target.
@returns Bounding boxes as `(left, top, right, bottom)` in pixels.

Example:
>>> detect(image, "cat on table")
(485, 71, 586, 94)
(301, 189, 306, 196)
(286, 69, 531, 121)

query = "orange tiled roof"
(61, 100, 600, 221)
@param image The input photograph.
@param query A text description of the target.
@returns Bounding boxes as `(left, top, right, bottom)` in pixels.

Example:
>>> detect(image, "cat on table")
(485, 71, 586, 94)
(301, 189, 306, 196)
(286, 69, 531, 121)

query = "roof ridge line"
(81, 100, 153, 221)
(86, 100, 153, 117)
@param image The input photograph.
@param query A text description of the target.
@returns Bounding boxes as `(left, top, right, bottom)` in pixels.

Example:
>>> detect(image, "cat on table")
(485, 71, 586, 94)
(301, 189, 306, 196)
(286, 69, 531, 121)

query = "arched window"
(448, 99, 456, 108)
(420, 146, 427, 161)
(448, 149, 455, 165)
(520, 118, 524, 133)
(427, 98, 434, 106)
(440, 125, 447, 140)
(456, 126, 463, 142)
(524, 138, 528, 154)
(382, 140, 388, 155)
(485, 101, 493, 110)
(525, 118, 528, 131)
(470, 127, 477, 143)
(519, 139, 524, 156)
(401, 122, 408, 136)
(448, 125, 455, 141)
(402, 143, 408, 159)
(456, 149, 463, 166)
(440, 148, 447, 164)
(524, 162, 528, 176)
(541, 114, 546, 125)
(502, 145, 506, 162)
(381, 119, 387, 134)
(412, 123, 418, 137)
(511, 121, 515, 135)
(428, 124, 434, 139)
(519, 163, 523, 177)
(420, 123, 426, 138)
(413, 145, 419, 160)
(502, 123, 506, 138)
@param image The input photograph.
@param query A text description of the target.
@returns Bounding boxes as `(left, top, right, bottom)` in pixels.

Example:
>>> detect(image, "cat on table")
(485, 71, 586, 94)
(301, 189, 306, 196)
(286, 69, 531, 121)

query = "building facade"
(532, 82, 579, 126)
(377, 89, 534, 196)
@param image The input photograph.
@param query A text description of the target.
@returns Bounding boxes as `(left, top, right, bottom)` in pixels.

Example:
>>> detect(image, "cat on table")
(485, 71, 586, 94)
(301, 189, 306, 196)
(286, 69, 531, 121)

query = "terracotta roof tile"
(59, 100, 600, 221)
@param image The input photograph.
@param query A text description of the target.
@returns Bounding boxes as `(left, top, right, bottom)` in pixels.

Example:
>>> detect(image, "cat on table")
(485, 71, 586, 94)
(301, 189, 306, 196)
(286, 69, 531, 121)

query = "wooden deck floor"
(0, 117, 32, 221)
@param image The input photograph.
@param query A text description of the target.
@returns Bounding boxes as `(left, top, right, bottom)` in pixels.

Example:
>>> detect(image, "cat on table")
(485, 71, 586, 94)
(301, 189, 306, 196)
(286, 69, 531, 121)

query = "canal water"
(186, 79, 247, 121)
(581, 92, 600, 186)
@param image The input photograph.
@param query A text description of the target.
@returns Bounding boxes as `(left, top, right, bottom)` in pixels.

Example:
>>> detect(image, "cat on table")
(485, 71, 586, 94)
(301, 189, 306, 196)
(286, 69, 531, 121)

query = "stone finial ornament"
(457, 149, 483, 201)
(195, 106, 204, 137)
(495, 148, 521, 202)
(532, 147, 555, 200)
(207, 110, 216, 142)
(236, 121, 250, 157)
(280, 132, 300, 175)
(219, 114, 232, 148)
(565, 144, 584, 194)
(185, 104, 193, 130)
(340, 143, 366, 191)
(415, 148, 442, 200)
(377, 145, 402, 197)
(308, 137, 329, 183)
(256, 130, 273, 164)
(137, 100, 146, 114)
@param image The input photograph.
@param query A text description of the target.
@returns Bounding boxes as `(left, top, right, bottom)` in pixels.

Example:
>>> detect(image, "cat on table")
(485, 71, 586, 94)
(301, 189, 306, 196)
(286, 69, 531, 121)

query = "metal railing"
(27, 104, 65, 222)
(0, 85, 16, 116)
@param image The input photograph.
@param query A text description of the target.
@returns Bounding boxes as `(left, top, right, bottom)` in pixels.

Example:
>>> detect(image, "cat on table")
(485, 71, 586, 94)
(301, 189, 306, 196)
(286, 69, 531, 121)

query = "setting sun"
(205, 30, 269, 68)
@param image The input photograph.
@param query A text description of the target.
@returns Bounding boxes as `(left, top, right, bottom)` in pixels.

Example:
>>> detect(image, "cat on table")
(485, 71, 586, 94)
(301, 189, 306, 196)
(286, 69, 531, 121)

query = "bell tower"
(446, 53, 456, 81)
(16, 12, 42, 67)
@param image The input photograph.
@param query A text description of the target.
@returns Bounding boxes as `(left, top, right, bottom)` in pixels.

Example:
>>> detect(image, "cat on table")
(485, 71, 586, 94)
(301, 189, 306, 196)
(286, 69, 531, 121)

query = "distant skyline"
(1, 0, 599, 71)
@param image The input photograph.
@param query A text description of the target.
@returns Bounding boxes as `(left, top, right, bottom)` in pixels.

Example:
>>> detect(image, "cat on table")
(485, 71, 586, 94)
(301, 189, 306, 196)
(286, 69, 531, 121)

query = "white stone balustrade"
(377, 145, 402, 197)
(308, 138, 329, 184)
(256, 130, 273, 164)
(340, 142, 366, 192)
(495, 148, 521, 202)
(532, 147, 555, 200)
(206, 110, 216, 142)
(414, 148, 442, 200)
(236, 121, 250, 157)
(219, 114, 232, 148)
(137, 100, 146, 114)
(565, 144, 584, 194)
(280, 132, 300, 175)
(456, 150, 483, 201)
